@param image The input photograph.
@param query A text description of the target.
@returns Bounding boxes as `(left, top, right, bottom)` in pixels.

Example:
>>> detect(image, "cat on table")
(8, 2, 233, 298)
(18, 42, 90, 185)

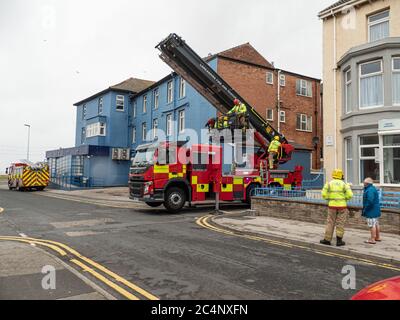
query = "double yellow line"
(0, 236, 159, 300)
(197, 215, 400, 273)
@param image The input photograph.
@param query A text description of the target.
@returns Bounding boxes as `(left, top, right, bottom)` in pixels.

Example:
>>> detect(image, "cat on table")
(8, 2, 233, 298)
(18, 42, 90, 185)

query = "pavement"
(212, 214, 400, 264)
(1, 184, 399, 300)
(0, 241, 108, 300)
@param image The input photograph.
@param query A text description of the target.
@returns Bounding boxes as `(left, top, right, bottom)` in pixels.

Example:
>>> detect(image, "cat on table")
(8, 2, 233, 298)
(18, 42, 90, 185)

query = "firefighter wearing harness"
(228, 99, 247, 130)
(320, 169, 353, 247)
(268, 136, 281, 169)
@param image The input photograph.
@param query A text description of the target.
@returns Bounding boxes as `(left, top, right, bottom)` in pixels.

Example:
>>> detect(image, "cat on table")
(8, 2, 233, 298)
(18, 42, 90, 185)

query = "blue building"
(130, 70, 218, 152)
(46, 78, 155, 188)
(46, 45, 315, 189)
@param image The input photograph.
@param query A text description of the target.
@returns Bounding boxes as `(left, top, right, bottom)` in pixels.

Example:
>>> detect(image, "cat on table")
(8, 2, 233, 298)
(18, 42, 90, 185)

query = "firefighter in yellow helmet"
(268, 136, 281, 169)
(320, 169, 353, 247)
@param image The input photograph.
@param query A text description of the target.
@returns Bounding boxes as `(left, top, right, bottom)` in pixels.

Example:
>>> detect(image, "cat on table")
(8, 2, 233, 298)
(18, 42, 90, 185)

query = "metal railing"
(253, 187, 400, 210)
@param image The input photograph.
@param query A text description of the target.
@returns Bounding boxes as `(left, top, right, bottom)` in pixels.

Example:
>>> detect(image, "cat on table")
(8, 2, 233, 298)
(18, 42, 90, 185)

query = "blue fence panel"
(302, 170, 325, 190)
(254, 187, 400, 210)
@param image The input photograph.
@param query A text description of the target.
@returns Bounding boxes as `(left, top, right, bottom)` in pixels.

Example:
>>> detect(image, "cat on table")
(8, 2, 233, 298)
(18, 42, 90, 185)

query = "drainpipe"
(332, 9, 338, 169)
(277, 69, 281, 133)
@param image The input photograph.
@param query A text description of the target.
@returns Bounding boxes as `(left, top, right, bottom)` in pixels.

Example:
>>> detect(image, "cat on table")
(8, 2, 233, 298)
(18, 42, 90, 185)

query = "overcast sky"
(0, 0, 333, 171)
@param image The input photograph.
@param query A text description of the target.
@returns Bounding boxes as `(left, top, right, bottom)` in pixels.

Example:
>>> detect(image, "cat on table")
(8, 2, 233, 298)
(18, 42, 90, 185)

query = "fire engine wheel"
(164, 187, 186, 213)
(145, 202, 163, 208)
(245, 184, 258, 205)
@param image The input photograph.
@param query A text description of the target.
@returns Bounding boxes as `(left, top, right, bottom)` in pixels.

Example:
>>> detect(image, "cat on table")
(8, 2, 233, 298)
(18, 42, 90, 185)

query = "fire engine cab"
(129, 34, 304, 213)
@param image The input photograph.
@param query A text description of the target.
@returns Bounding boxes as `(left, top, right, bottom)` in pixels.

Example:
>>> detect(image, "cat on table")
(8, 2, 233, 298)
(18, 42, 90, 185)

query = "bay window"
(383, 135, 400, 184)
(345, 69, 352, 113)
(344, 138, 353, 183)
(359, 135, 380, 182)
(393, 58, 400, 105)
(359, 60, 383, 108)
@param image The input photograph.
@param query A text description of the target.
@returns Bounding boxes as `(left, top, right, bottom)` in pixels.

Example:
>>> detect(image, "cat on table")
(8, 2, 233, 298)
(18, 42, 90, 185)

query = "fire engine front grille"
(129, 177, 145, 198)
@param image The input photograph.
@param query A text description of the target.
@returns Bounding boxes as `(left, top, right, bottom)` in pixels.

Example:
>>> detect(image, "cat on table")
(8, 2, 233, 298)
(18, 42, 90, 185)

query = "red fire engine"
(129, 34, 303, 213)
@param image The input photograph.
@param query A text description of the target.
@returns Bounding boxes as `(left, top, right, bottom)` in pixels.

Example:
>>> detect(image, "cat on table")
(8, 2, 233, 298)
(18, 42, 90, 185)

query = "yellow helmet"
(332, 169, 344, 180)
(274, 136, 280, 141)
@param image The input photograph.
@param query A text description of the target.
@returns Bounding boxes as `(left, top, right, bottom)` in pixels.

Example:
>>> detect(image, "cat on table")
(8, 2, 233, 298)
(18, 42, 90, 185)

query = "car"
(352, 276, 400, 300)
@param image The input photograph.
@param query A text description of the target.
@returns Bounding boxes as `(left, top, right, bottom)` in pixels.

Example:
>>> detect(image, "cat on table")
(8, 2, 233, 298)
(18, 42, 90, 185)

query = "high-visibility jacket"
(268, 140, 281, 153)
(228, 103, 247, 115)
(322, 179, 353, 209)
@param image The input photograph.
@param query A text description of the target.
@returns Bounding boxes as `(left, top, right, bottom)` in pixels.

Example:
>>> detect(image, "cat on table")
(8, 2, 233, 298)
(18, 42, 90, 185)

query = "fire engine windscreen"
(132, 147, 156, 166)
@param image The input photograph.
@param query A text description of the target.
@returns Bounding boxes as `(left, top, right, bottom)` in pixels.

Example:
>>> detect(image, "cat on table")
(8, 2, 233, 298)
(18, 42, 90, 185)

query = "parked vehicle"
(6, 161, 49, 191)
(352, 276, 400, 300)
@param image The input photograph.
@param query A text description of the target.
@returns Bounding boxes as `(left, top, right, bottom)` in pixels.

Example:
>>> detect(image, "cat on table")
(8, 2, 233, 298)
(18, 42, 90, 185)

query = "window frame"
(152, 118, 158, 140)
(279, 74, 286, 87)
(132, 127, 136, 143)
(381, 133, 400, 185)
(153, 88, 159, 109)
(133, 101, 137, 118)
(143, 95, 148, 113)
(266, 109, 274, 121)
(86, 122, 106, 138)
(142, 122, 147, 141)
(82, 104, 87, 120)
(368, 10, 390, 43)
(279, 110, 286, 123)
(166, 113, 173, 137)
(296, 113, 312, 132)
(359, 135, 380, 183)
(167, 80, 174, 104)
(178, 110, 185, 133)
(296, 79, 313, 98)
(98, 97, 103, 115)
(392, 57, 400, 106)
(358, 59, 384, 109)
(345, 69, 352, 114)
(266, 72, 274, 85)
(344, 137, 354, 183)
(116, 95, 125, 112)
(179, 77, 186, 98)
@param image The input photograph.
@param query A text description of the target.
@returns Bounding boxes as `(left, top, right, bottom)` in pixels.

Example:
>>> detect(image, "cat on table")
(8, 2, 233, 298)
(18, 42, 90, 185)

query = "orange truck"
(6, 162, 50, 191)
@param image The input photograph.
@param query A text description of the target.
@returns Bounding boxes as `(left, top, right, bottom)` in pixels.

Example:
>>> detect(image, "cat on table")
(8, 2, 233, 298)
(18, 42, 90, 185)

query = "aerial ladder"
(156, 33, 295, 166)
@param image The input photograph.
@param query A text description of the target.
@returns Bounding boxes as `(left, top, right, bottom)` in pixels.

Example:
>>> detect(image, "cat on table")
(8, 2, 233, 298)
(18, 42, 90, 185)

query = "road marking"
(35, 193, 144, 209)
(0, 236, 159, 300)
(0, 237, 67, 256)
(196, 215, 400, 273)
(70, 259, 139, 300)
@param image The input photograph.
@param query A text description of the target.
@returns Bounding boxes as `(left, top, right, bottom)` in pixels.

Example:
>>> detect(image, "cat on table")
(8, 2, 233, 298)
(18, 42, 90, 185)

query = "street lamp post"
(24, 124, 31, 161)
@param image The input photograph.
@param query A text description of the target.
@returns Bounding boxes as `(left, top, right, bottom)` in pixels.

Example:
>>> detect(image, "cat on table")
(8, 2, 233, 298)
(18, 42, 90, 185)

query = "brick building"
(211, 43, 323, 170)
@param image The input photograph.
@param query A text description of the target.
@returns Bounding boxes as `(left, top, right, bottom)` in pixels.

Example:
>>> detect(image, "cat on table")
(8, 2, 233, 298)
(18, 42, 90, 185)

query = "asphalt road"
(0, 187, 398, 300)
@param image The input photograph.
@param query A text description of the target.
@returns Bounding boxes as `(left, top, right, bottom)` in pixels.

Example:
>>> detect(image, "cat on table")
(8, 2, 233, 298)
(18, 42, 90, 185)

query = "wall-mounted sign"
(326, 135, 334, 147)
(379, 119, 400, 132)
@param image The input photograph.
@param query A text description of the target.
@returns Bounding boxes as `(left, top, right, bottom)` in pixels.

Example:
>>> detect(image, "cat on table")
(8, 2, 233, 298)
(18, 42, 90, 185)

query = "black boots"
(320, 239, 331, 246)
(336, 237, 346, 247)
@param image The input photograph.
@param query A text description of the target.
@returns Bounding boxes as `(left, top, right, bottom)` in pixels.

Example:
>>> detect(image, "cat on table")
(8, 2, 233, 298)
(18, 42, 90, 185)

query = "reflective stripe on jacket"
(321, 179, 353, 208)
(228, 103, 247, 115)
(268, 140, 281, 153)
